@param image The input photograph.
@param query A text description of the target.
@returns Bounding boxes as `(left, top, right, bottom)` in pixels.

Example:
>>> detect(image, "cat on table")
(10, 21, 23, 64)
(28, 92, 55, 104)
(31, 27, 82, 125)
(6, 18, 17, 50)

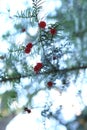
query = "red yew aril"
(24, 48, 31, 54)
(50, 28, 56, 35)
(34, 65, 39, 73)
(36, 63, 43, 69)
(26, 43, 33, 49)
(47, 81, 53, 87)
(24, 43, 33, 54)
(39, 21, 46, 28)
(34, 62, 43, 73)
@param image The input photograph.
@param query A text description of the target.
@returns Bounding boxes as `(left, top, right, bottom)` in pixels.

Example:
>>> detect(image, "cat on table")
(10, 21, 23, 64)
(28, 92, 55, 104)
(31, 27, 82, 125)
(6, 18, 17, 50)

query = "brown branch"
(0, 75, 26, 82)
(0, 65, 87, 82)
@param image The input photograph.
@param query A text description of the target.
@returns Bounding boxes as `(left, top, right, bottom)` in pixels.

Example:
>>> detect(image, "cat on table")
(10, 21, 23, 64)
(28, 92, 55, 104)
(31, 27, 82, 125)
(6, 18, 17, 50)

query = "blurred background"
(0, 0, 87, 130)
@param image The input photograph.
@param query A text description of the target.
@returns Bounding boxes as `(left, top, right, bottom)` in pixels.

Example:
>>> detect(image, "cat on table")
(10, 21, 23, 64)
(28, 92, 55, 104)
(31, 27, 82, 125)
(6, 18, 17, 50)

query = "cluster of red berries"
(34, 62, 43, 73)
(24, 21, 56, 54)
(24, 21, 56, 90)
(24, 107, 31, 113)
(24, 42, 33, 54)
(39, 21, 56, 35)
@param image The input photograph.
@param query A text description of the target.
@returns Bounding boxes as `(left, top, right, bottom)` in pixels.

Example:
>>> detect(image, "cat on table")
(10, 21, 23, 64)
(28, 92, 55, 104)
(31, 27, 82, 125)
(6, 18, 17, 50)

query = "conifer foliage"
(0, 0, 66, 121)
(1, 0, 87, 129)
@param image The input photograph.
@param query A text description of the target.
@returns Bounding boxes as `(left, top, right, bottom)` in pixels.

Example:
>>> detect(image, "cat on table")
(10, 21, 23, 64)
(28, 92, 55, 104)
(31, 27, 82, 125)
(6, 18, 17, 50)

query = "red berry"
(34, 62, 43, 73)
(26, 43, 33, 49)
(24, 43, 33, 54)
(39, 21, 46, 28)
(37, 63, 43, 69)
(24, 47, 31, 54)
(50, 28, 56, 35)
(47, 81, 53, 87)
(34, 65, 39, 73)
